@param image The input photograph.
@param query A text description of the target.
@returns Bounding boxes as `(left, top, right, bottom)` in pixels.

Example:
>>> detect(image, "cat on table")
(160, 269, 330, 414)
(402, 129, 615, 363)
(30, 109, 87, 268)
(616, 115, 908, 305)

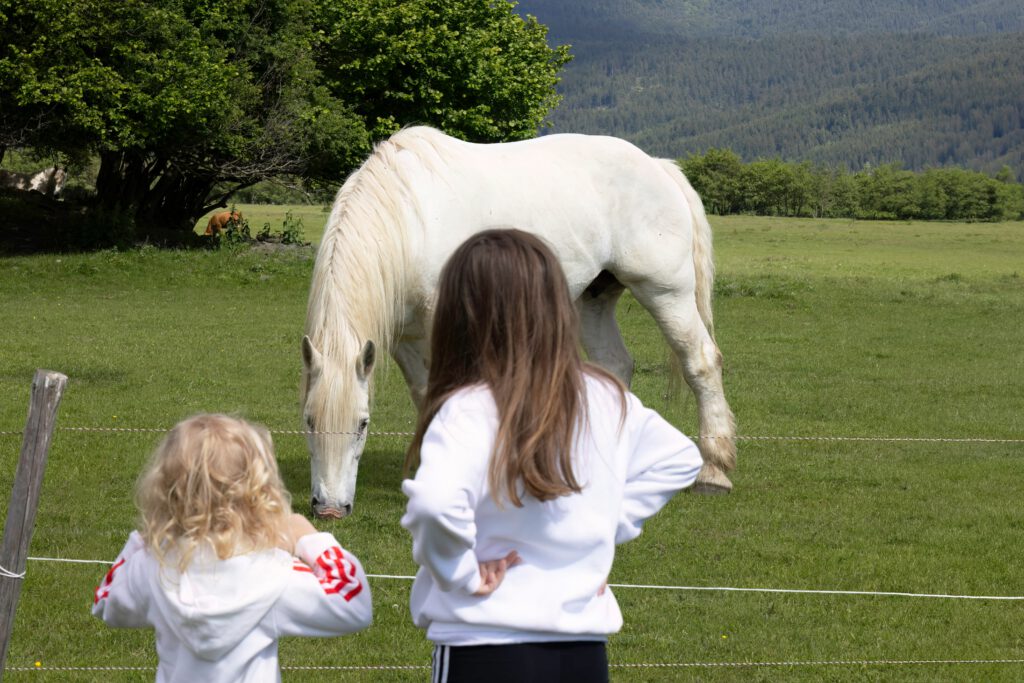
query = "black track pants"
(431, 641, 609, 683)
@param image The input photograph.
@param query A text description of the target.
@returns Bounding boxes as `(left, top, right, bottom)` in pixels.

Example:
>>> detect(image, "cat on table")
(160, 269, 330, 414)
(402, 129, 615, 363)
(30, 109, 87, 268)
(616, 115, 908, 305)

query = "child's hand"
(473, 550, 521, 596)
(281, 513, 318, 555)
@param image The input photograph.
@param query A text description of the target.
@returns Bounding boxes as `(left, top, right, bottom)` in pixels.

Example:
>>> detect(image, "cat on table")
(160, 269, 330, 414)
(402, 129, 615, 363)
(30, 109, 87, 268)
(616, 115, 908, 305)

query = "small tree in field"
(681, 148, 744, 215)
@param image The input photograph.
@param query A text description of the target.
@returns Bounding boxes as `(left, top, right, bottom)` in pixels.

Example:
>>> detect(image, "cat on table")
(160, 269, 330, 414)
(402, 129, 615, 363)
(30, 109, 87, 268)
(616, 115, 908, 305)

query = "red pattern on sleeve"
(93, 558, 126, 604)
(308, 547, 363, 602)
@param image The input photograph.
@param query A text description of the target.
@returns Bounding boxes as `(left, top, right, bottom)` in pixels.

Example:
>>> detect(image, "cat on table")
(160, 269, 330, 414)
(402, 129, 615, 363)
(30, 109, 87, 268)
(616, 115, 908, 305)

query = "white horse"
(302, 126, 736, 518)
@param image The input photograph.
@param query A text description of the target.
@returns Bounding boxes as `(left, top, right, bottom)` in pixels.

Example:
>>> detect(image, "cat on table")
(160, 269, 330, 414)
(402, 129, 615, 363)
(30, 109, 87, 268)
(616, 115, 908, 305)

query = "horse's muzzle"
(311, 498, 352, 519)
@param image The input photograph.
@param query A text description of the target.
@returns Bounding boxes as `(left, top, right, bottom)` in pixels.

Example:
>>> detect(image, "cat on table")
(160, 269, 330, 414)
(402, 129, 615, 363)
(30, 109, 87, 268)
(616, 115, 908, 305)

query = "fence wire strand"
(21, 556, 1024, 601)
(0, 426, 1021, 443)
(7, 658, 1024, 673)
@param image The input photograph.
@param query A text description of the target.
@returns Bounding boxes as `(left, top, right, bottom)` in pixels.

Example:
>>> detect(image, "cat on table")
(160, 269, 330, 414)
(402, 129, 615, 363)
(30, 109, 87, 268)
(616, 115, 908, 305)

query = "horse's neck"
(318, 223, 408, 356)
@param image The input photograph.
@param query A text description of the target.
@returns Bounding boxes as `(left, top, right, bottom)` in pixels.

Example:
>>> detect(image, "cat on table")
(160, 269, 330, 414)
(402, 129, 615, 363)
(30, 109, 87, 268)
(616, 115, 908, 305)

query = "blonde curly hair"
(136, 414, 291, 572)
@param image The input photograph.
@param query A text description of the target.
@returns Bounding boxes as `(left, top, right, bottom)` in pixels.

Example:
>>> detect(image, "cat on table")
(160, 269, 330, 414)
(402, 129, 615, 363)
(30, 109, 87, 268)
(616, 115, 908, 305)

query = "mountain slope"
(516, 1, 1024, 175)
(517, 0, 1024, 39)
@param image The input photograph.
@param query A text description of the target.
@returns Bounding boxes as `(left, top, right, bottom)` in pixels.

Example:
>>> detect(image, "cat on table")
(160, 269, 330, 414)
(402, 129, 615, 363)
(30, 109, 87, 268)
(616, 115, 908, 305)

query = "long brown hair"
(405, 228, 625, 506)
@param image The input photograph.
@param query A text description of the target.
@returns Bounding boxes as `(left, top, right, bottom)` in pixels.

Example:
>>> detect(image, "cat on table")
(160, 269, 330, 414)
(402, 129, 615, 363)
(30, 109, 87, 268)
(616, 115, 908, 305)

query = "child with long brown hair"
(93, 413, 372, 682)
(402, 229, 704, 682)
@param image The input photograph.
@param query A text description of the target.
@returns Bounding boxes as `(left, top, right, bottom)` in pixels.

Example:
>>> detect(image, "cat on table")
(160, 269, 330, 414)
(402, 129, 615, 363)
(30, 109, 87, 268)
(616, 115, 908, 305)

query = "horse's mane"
(303, 127, 452, 422)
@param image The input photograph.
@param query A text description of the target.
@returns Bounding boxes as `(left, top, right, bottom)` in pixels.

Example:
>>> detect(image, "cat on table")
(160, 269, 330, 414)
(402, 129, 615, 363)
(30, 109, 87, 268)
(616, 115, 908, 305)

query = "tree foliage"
(1, 0, 368, 236)
(314, 0, 570, 141)
(681, 152, 1024, 222)
(0, 0, 568, 242)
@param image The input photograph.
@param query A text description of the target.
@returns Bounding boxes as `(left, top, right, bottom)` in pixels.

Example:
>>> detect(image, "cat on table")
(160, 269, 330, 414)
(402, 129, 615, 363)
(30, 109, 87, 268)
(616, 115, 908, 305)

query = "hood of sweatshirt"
(148, 546, 293, 661)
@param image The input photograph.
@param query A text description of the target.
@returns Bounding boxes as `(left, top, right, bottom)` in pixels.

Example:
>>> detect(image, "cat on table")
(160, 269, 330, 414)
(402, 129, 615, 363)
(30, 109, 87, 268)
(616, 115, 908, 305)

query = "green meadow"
(194, 204, 332, 241)
(1, 215, 1022, 681)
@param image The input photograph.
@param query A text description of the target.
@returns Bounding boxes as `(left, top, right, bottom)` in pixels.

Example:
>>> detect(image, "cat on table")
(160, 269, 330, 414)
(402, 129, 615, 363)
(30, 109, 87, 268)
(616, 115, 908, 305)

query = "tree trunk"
(95, 151, 217, 243)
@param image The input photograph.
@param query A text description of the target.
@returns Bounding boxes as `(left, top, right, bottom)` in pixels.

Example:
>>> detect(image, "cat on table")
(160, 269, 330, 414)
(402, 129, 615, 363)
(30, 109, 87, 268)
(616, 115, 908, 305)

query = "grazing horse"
(0, 166, 66, 196)
(302, 126, 736, 518)
(204, 210, 243, 235)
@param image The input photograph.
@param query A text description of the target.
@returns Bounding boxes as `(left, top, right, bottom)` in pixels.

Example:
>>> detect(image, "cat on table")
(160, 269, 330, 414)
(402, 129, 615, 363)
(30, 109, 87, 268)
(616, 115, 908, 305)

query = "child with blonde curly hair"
(93, 413, 372, 682)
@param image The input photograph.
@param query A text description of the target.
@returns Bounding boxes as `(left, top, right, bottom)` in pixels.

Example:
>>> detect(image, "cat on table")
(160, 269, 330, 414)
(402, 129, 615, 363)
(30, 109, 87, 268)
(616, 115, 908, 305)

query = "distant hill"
(517, 0, 1024, 40)
(515, 0, 1024, 176)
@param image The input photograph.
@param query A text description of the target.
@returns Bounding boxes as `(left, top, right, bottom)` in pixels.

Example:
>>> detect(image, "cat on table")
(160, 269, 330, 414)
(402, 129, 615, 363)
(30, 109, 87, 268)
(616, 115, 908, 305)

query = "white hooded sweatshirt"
(93, 530, 372, 682)
(401, 375, 703, 646)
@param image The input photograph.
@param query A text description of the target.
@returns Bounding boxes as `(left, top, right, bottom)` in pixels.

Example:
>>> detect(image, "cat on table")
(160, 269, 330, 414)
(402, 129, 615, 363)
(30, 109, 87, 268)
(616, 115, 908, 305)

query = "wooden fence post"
(0, 370, 68, 679)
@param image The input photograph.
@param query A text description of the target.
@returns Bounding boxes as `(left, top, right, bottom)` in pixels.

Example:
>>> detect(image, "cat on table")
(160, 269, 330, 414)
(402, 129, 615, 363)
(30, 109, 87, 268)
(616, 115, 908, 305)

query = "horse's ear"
(302, 335, 322, 373)
(357, 340, 376, 382)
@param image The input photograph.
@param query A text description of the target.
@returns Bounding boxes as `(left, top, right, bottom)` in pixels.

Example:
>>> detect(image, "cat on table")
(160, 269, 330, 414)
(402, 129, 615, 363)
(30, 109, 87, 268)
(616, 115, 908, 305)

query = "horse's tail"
(656, 159, 716, 340)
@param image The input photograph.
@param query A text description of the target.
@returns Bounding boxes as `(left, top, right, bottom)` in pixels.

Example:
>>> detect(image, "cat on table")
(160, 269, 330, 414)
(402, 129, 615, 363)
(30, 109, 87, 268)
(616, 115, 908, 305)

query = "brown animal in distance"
(204, 210, 242, 235)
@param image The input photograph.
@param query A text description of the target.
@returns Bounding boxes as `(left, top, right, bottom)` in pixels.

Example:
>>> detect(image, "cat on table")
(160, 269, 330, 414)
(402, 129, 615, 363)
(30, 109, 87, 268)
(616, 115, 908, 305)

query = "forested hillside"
(516, 0, 1024, 39)
(516, 0, 1024, 176)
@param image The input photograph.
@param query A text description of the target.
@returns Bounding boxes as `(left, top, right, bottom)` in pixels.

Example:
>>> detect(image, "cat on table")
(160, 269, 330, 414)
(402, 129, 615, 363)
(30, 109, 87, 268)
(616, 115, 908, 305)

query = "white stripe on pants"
(432, 644, 451, 683)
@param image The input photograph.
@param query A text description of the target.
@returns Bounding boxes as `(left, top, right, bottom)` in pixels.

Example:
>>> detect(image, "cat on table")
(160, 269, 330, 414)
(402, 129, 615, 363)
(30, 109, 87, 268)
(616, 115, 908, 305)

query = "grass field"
(1, 214, 1023, 681)
(195, 204, 332, 242)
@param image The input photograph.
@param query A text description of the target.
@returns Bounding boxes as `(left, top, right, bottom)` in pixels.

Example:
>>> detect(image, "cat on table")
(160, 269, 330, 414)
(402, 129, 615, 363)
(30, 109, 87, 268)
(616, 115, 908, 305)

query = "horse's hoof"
(691, 464, 733, 494)
(690, 481, 732, 495)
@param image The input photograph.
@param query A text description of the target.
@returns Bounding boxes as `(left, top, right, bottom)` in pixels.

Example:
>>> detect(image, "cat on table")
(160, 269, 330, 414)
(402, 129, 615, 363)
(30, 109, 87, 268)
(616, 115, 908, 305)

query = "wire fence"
(20, 555, 1024, 601)
(3, 422, 1023, 674)
(0, 425, 1021, 443)
(8, 658, 1024, 674)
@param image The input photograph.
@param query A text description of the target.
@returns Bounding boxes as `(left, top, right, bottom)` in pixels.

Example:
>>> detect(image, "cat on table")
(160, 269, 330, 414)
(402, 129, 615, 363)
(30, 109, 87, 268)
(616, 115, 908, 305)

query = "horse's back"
(392, 128, 695, 292)
(0, 169, 30, 191)
(398, 127, 664, 191)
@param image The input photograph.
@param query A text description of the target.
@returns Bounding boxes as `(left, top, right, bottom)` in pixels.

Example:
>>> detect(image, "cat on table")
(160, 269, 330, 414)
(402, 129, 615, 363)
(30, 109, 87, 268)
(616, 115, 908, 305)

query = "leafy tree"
(809, 166, 858, 218)
(855, 164, 917, 219)
(1, 0, 368, 238)
(742, 158, 809, 216)
(675, 150, 1023, 221)
(995, 165, 1016, 183)
(681, 148, 743, 214)
(313, 0, 571, 141)
(0, 0, 569, 242)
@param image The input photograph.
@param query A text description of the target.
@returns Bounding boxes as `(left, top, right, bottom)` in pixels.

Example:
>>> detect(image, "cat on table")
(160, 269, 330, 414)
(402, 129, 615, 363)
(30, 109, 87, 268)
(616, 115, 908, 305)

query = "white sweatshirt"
(92, 530, 372, 682)
(401, 374, 703, 646)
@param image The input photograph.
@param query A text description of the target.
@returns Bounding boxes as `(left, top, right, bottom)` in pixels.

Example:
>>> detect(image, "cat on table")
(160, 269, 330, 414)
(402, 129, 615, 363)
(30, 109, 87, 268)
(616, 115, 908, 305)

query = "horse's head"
(300, 335, 375, 519)
(51, 167, 67, 196)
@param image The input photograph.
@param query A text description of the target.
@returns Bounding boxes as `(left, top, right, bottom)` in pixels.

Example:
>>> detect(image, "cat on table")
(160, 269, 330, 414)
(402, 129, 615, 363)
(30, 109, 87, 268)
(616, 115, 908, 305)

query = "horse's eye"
(305, 416, 315, 431)
(358, 418, 369, 432)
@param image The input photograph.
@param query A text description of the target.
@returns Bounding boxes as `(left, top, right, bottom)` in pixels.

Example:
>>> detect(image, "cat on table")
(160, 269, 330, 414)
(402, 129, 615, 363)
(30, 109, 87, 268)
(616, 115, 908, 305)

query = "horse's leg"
(579, 271, 633, 387)
(392, 338, 430, 411)
(629, 283, 736, 493)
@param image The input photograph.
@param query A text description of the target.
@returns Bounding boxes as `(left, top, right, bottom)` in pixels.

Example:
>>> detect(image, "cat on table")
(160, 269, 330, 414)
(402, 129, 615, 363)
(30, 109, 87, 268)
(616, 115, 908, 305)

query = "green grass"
(1, 215, 1023, 681)
(195, 203, 332, 242)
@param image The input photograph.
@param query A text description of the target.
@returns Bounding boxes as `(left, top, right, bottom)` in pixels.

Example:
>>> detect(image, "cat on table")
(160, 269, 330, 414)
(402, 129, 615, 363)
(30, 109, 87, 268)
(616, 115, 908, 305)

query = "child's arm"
(91, 531, 151, 628)
(400, 405, 492, 596)
(271, 530, 373, 637)
(616, 395, 704, 544)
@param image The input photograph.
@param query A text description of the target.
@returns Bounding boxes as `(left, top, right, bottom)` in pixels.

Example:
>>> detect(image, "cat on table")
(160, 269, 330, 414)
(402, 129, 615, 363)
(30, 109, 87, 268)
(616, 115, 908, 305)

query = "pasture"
(1, 215, 1022, 681)
(194, 203, 331, 241)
